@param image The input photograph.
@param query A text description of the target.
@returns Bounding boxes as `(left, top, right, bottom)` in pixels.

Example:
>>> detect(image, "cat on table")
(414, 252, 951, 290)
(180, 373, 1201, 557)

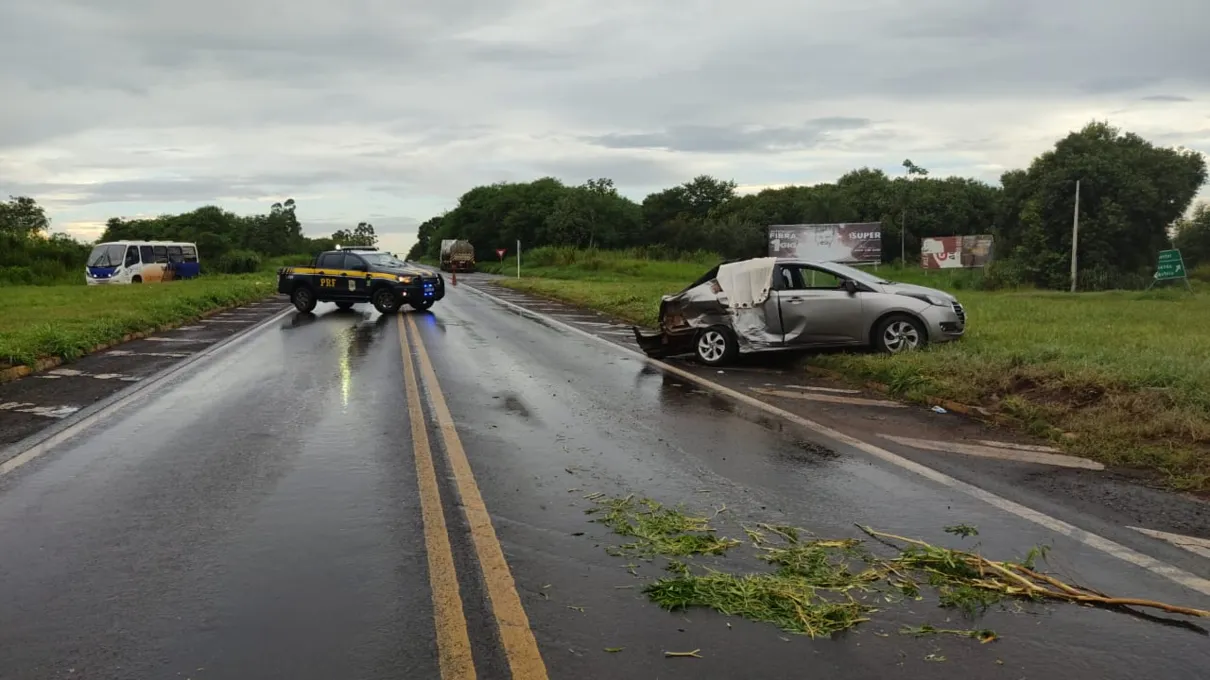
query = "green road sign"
(1154, 249, 1187, 280)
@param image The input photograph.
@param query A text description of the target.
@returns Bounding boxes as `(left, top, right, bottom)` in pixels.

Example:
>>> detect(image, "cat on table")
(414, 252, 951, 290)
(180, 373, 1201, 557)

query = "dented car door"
(776, 265, 865, 345)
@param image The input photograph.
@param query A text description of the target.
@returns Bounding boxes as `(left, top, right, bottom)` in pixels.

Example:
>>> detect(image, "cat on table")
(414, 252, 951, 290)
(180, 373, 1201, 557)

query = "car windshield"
(360, 252, 409, 268)
(87, 244, 126, 267)
(816, 262, 892, 285)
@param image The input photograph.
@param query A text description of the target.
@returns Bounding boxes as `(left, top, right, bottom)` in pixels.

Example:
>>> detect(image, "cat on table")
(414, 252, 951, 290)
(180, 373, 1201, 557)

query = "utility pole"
(516, 239, 521, 278)
(1070, 179, 1080, 293)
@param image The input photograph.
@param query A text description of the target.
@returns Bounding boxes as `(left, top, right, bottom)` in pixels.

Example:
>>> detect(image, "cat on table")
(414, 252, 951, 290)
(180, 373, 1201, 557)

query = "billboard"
(920, 235, 995, 269)
(768, 223, 882, 264)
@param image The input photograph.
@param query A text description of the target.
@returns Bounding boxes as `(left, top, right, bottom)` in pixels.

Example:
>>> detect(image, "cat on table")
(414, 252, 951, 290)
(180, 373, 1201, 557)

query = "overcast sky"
(2, 0, 1208, 256)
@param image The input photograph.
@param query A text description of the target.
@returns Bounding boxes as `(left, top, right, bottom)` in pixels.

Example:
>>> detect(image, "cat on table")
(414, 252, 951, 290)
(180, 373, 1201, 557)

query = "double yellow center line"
(397, 314, 549, 680)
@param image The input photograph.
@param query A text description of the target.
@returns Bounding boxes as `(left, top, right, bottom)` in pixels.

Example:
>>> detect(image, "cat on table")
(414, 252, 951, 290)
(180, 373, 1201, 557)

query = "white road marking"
(879, 434, 1104, 470)
(780, 384, 863, 395)
(144, 337, 215, 344)
(200, 319, 250, 324)
(1129, 527, 1210, 560)
(463, 282, 1210, 598)
(751, 386, 907, 408)
(40, 369, 141, 382)
(106, 350, 192, 358)
(974, 439, 1062, 453)
(175, 325, 205, 331)
(0, 402, 80, 419)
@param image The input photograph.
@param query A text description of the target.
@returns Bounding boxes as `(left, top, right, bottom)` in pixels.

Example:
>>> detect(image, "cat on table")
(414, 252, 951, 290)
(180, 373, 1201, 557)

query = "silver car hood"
(879, 282, 958, 303)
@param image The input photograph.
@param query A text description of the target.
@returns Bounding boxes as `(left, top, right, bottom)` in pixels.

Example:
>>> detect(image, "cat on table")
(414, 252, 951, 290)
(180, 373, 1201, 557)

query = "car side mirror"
(843, 279, 858, 295)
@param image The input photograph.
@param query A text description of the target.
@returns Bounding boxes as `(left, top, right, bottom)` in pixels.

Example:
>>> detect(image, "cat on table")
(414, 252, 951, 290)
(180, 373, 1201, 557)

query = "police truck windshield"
(88, 244, 126, 267)
(360, 252, 409, 268)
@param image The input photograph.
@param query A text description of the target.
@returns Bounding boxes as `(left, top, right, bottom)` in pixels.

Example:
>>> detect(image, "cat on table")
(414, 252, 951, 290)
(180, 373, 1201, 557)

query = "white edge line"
(0, 305, 292, 478)
(459, 282, 1210, 598)
(1130, 527, 1210, 559)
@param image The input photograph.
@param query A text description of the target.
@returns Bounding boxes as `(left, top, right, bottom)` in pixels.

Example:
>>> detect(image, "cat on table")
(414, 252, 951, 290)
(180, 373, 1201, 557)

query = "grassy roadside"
(497, 249, 1210, 492)
(0, 274, 277, 369)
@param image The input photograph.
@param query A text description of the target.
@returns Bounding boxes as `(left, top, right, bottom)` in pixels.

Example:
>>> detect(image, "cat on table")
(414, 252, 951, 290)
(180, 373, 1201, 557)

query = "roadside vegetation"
(0, 274, 279, 369)
(586, 495, 1207, 643)
(496, 247, 1210, 491)
(0, 193, 385, 371)
(411, 123, 1210, 488)
(411, 122, 1210, 294)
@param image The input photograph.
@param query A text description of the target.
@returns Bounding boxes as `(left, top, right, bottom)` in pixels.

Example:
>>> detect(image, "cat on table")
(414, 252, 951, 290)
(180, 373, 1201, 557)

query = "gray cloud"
(585, 118, 874, 154)
(2, 0, 1209, 246)
(1140, 95, 1193, 103)
(7, 172, 357, 205)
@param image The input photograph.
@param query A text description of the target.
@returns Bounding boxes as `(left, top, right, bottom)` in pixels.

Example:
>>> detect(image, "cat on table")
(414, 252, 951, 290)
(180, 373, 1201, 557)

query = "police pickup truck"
(277, 247, 445, 314)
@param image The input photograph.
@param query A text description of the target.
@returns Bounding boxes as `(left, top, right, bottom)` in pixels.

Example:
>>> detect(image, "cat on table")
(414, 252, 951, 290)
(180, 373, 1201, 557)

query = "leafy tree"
(333, 221, 378, 247)
(998, 121, 1207, 288)
(0, 196, 90, 285)
(0, 196, 50, 237)
(544, 178, 642, 249)
(1174, 202, 1210, 270)
(100, 199, 316, 259)
(408, 216, 443, 260)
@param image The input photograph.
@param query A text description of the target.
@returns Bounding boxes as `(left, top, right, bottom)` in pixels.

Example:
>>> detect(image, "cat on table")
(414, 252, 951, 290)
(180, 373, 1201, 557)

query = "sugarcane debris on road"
(583, 494, 1210, 648)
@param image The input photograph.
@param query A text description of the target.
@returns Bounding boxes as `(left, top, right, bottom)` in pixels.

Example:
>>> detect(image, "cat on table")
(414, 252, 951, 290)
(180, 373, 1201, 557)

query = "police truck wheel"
(410, 299, 433, 311)
(291, 286, 317, 313)
(335, 301, 354, 310)
(372, 289, 400, 314)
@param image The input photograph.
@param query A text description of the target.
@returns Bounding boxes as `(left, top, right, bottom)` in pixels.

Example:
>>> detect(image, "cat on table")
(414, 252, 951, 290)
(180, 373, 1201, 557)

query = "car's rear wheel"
(291, 285, 317, 313)
(695, 326, 738, 366)
(874, 314, 926, 353)
(410, 299, 433, 311)
(372, 288, 400, 314)
(335, 301, 355, 310)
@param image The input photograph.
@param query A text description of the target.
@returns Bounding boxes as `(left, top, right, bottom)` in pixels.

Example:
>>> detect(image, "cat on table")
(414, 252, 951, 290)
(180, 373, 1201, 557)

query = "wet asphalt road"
(1, 285, 1209, 679)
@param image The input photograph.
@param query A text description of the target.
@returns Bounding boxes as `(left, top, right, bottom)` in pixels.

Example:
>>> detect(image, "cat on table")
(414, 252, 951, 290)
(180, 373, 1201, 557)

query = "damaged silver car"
(632, 257, 966, 366)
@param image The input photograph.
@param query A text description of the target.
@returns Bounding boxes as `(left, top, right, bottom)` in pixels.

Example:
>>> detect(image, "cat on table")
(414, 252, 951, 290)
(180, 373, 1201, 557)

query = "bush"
(1189, 263, 1210, 284)
(981, 259, 1031, 290)
(213, 250, 262, 274)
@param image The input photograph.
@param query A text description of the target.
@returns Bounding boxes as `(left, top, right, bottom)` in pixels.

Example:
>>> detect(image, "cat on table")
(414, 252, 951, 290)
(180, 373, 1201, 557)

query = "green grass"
(0, 274, 277, 369)
(588, 495, 1207, 641)
(499, 250, 1210, 491)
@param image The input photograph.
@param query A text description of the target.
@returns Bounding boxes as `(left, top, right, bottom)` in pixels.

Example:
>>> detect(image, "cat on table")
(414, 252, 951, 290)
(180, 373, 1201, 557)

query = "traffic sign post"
(1148, 249, 1192, 292)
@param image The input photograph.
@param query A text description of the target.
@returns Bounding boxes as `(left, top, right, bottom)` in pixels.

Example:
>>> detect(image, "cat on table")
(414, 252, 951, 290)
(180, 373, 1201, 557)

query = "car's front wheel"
(695, 326, 738, 366)
(291, 286, 317, 313)
(874, 314, 926, 353)
(372, 288, 400, 314)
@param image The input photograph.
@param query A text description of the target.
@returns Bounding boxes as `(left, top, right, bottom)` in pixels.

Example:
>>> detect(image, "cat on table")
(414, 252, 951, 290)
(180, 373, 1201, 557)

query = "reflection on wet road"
(0, 290, 1208, 680)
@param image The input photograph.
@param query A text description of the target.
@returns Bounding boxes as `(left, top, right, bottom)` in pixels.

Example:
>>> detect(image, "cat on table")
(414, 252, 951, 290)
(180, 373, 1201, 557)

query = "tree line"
(0, 196, 381, 283)
(99, 201, 378, 272)
(0, 197, 91, 285)
(408, 122, 1210, 290)
(5, 120, 1209, 289)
